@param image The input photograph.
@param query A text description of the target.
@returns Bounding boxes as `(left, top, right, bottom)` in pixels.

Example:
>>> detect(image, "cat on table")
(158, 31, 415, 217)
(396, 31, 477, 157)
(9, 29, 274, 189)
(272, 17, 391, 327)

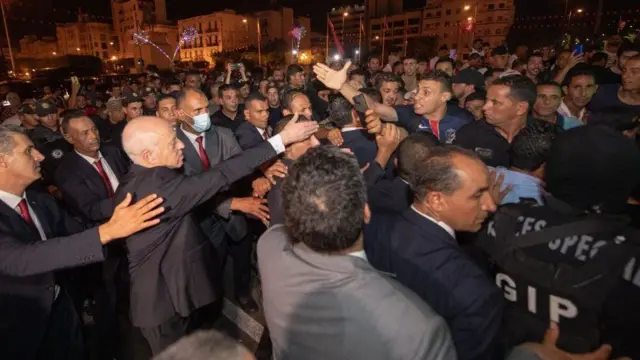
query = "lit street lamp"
(463, 5, 471, 10)
(52, 52, 56, 55)
(342, 12, 349, 37)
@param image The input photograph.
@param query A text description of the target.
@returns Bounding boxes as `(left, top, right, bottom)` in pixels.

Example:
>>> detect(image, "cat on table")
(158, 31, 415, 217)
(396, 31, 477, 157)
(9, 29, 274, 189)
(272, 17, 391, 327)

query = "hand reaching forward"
(313, 61, 351, 91)
(278, 112, 319, 145)
(264, 160, 288, 184)
(327, 128, 344, 146)
(98, 193, 164, 244)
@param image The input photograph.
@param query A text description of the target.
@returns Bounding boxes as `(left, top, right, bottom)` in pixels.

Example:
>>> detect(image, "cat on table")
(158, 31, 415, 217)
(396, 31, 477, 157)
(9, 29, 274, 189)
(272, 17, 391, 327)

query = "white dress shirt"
(181, 126, 206, 151)
(341, 127, 364, 133)
(347, 249, 369, 262)
(557, 100, 586, 123)
(76, 151, 119, 191)
(410, 205, 456, 239)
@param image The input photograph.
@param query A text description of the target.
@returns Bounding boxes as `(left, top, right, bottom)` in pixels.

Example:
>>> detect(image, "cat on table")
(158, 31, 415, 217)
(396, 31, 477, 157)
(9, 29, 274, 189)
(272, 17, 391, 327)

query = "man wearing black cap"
(18, 102, 39, 133)
(477, 125, 640, 359)
(30, 100, 73, 186)
(452, 68, 485, 107)
(482, 45, 510, 74)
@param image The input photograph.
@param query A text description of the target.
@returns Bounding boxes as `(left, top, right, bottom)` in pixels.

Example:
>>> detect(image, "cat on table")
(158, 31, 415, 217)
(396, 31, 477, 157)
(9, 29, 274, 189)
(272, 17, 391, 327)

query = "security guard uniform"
(477, 194, 640, 358)
(30, 100, 72, 185)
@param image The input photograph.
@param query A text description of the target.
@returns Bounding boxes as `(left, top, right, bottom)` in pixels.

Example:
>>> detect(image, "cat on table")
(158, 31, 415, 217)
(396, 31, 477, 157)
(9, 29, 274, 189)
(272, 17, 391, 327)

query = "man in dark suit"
(115, 115, 317, 355)
(0, 124, 164, 360)
(267, 114, 320, 225)
(367, 132, 439, 212)
(235, 92, 271, 150)
(55, 112, 129, 224)
(176, 88, 269, 312)
(54, 111, 133, 360)
(266, 83, 282, 128)
(364, 146, 504, 360)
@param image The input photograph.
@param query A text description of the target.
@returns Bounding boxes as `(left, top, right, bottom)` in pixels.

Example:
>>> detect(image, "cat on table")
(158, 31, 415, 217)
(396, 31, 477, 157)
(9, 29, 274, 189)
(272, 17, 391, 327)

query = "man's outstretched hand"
(313, 61, 351, 91)
(278, 113, 319, 145)
(98, 193, 165, 244)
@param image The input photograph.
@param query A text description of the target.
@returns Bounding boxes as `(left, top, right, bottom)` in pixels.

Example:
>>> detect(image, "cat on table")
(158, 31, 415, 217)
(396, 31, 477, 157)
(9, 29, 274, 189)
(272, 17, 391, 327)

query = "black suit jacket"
(339, 129, 377, 168)
(235, 121, 266, 150)
(115, 141, 278, 327)
(363, 163, 412, 212)
(54, 146, 130, 224)
(0, 190, 104, 360)
(267, 157, 294, 226)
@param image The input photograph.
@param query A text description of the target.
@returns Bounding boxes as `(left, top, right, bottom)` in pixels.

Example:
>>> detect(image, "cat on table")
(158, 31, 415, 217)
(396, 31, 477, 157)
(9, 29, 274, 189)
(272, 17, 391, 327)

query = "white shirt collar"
(558, 100, 586, 121)
(255, 126, 266, 136)
(341, 127, 364, 133)
(410, 205, 456, 239)
(0, 189, 25, 209)
(181, 126, 204, 142)
(347, 249, 368, 261)
(75, 150, 103, 164)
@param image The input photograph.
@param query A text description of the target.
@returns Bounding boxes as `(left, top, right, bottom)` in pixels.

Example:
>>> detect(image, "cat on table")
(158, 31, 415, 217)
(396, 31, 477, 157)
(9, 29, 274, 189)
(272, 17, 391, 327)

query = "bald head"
(122, 116, 184, 168)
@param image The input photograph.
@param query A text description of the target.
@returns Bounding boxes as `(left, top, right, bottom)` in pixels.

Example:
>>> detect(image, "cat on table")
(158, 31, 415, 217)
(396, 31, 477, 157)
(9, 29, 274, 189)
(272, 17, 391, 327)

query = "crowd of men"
(1, 34, 640, 360)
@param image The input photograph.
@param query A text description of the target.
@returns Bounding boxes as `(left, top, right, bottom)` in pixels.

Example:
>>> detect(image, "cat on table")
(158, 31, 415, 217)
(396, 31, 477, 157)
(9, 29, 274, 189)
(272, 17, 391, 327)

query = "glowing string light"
(133, 31, 172, 62)
(173, 26, 199, 61)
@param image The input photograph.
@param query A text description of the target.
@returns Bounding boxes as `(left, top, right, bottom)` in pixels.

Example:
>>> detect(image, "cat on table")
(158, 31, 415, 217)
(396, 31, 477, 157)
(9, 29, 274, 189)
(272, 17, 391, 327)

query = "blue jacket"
(364, 207, 503, 360)
(394, 105, 471, 144)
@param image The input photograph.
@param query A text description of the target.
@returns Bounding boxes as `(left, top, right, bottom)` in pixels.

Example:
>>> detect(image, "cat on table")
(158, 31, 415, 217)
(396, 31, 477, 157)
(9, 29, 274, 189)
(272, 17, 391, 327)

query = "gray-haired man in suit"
(258, 146, 457, 360)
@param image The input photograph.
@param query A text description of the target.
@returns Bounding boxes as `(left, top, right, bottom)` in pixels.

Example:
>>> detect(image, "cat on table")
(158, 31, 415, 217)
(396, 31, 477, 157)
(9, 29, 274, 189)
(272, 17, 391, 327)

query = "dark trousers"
(138, 301, 221, 356)
(229, 233, 253, 297)
(37, 291, 84, 360)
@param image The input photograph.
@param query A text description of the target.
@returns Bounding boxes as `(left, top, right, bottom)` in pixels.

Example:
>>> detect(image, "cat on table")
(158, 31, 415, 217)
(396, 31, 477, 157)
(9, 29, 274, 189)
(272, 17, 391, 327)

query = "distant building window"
(436, 11, 441, 16)
(426, 12, 432, 18)
(101, 43, 107, 49)
(445, 21, 450, 27)
(102, 51, 108, 58)
(488, 4, 495, 9)
(496, 29, 502, 34)
(446, 9, 451, 15)
(425, 23, 431, 28)
(488, 16, 493, 21)
(444, 33, 448, 38)
(456, 9, 461, 14)
(499, 3, 505, 8)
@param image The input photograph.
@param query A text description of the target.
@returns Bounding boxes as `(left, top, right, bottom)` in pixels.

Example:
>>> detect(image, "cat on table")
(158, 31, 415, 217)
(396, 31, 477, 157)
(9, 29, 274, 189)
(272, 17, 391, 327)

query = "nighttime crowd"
(0, 34, 640, 360)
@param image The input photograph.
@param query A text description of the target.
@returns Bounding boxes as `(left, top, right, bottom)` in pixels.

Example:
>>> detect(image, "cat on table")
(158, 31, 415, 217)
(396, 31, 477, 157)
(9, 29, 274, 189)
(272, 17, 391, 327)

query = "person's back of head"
(327, 95, 356, 129)
(509, 122, 557, 178)
(359, 87, 383, 103)
(397, 132, 440, 182)
(588, 107, 640, 137)
(281, 89, 306, 113)
(152, 330, 255, 360)
(283, 146, 367, 253)
(545, 125, 640, 213)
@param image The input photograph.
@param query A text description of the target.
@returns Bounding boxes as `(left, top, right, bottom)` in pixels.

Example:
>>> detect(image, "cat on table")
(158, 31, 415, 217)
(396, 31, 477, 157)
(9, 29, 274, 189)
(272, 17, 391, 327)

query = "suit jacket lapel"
(177, 127, 203, 174)
(103, 149, 125, 180)
(0, 197, 43, 241)
(204, 128, 222, 165)
(26, 194, 53, 239)
(72, 152, 108, 196)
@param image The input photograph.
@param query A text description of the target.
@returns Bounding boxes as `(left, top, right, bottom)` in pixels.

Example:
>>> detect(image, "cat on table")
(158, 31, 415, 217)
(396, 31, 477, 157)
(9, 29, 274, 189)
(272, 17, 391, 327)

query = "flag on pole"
(328, 18, 344, 57)
(360, 17, 366, 37)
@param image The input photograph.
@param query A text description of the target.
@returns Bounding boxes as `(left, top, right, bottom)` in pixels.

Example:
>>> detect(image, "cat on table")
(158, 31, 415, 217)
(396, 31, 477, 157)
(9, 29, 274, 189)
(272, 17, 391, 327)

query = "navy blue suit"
(235, 121, 266, 150)
(363, 163, 412, 212)
(364, 208, 503, 360)
(0, 189, 103, 360)
(339, 129, 378, 168)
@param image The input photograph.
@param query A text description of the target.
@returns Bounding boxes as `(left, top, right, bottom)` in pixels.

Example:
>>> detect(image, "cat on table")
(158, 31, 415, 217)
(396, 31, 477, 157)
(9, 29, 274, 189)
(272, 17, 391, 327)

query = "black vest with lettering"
(480, 197, 638, 353)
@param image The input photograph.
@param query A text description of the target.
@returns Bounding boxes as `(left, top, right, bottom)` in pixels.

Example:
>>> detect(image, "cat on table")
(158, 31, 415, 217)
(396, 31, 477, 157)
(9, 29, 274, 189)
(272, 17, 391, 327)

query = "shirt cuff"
(267, 135, 285, 154)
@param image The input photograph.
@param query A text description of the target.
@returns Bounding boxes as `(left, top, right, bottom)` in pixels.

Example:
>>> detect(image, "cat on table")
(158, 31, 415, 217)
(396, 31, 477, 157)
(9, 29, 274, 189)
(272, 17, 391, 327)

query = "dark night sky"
(0, 0, 631, 44)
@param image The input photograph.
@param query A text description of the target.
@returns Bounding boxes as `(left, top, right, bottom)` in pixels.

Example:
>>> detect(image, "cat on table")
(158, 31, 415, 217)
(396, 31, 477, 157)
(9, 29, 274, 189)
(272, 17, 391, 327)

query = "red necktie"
(195, 136, 210, 170)
(17, 199, 33, 225)
(94, 158, 115, 198)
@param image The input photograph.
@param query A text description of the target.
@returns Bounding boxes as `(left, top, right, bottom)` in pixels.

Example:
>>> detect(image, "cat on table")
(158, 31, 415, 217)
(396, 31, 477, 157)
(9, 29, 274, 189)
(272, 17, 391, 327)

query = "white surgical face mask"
(191, 113, 211, 132)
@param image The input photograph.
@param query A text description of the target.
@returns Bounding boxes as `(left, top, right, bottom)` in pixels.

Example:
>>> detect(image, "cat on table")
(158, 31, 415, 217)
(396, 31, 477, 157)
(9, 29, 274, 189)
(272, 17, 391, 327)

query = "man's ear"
(282, 109, 292, 116)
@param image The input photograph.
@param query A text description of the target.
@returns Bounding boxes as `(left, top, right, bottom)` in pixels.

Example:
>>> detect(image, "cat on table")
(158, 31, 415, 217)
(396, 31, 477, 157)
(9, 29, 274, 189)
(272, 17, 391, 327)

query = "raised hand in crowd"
(231, 197, 270, 225)
(327, 128, 344, 146)
(314, 61, 351, 91)
(277, 112, 319, 145)
(363, 109, 383, 134)
(263, 160, 288, 184)
(488, 169, 512, 205)
(252, 177, 272, 198)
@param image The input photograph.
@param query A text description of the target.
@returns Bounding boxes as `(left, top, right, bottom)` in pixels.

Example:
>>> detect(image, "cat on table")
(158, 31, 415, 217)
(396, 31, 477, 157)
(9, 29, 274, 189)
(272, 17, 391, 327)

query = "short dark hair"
(464, 91, 486, 104)
(411, 146, 479, 201)
(374, 73, 403, 91)
(153, 330, 251, 360)
(397, 132, 440, 181)
(491, 75, 537, 110)
(244, 92, 267, 108)
(590, 52, 608, 64)
(528, 52, 543, 62)
(281, 89, 307, 112)
(562, 67, 596, 87)
(176, 87, 206, 109)
(537, 81, 562, 93)
(468, 53, 482, 61)
(368, 55, 380, 62)
(217, 84, 237, 99)
(60, 109, 89, 134)
(359, 87, 382, 103)
(282, 146, 366, 253)
(420, 70, 453, 94)
(273, 114, 311, 135)
(327, 95, 354, 128)
(509, 122, 557, 171)
(349, 68, 367, 80)
(286, 64, 304, 82)
(435, 57, 454, 68)
(589, 107, 640, 132)
(484, 68, 505, 79)
(157, 93, 176, 105)
(617, 42, 640, 58)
